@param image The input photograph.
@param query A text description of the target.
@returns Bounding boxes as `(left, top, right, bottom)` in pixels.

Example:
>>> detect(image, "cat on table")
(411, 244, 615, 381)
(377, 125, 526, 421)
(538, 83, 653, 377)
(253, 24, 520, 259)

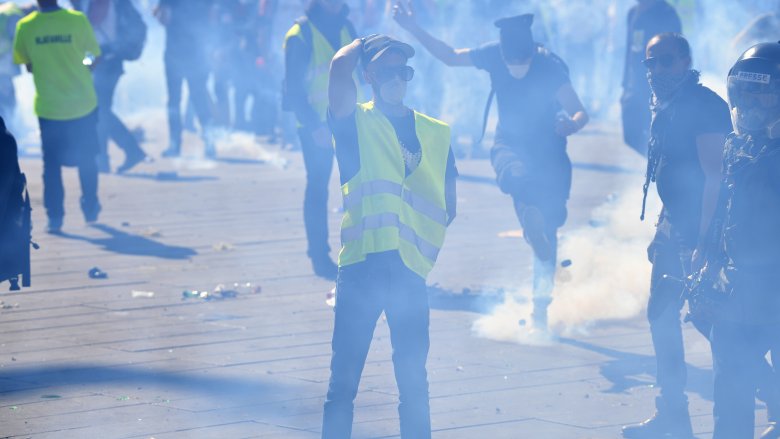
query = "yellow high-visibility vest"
(284, 19, 362, 122)
(339, 101, 451, 279)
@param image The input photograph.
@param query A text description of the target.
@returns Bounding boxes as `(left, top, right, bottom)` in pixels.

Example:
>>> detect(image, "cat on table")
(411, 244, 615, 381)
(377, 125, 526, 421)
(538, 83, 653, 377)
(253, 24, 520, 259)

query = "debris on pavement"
(88, 267, 108, 279)
(212, 242, 234, 252)
(326, 287, 336, 308)
(131, 290, 156, 299)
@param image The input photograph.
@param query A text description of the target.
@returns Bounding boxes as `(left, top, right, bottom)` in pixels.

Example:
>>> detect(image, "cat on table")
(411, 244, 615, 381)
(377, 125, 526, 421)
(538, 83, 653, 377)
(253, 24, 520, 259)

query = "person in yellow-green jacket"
(283, 0, 359, 280)
(323, 34, 457, 439)
(13, 0, 101, 234)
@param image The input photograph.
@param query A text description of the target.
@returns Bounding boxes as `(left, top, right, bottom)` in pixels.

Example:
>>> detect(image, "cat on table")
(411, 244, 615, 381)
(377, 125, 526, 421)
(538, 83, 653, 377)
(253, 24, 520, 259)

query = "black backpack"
(115, 0, 147, 61)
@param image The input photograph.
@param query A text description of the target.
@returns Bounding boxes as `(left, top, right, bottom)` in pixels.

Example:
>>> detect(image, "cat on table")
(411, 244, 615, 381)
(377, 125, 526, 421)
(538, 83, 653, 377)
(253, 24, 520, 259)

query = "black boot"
(622, 397, 694, 439)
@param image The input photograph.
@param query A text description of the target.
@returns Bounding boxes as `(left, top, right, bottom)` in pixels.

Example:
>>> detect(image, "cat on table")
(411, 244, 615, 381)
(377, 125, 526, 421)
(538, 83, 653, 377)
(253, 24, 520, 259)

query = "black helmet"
(727, 42, 780, 139)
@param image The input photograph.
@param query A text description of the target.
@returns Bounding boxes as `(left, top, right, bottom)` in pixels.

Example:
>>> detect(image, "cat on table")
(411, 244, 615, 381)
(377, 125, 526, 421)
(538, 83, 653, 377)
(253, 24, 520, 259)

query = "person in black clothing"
(74, 0, 149, 174)
(283, 0, 358, 280)
(232, 0, 279, 136)
(697, 41, 780, 439)
(622, 0, 681, 156)
(0, 116, 27, 288)
(394, 6, 589, 333)
(621, 33, 731, 439)
(156, 0, 216, 158)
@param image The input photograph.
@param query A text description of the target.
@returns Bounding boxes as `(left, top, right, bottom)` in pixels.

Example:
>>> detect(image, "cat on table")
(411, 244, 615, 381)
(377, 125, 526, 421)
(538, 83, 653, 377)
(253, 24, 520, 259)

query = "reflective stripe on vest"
(339, 101, 451, 279)
(342, 179, 448, 226)
(283, 19, 361, 122)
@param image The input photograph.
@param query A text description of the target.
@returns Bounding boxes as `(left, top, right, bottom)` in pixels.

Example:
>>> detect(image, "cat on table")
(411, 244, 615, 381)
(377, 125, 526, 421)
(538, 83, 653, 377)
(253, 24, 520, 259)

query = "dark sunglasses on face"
(374, 65, 415, 83)
(642, 54, 678, 70)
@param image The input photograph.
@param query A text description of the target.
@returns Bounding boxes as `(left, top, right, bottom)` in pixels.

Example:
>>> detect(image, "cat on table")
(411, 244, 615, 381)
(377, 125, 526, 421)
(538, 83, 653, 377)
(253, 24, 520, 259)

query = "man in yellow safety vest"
(283, 0, 360, 280)
(322, 34, 458, 438)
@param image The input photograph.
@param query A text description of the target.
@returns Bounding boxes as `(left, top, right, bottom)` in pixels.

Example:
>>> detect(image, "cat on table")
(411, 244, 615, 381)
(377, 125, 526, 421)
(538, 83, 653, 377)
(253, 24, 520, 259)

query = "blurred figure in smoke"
(621, 0, 681, 156)
(13, 0, 102, 233)
(0, 2, 27, 124)
(699, 41, 780, 439)
(548, 0, 609, 117)
(282, 0, 360, 280)
(622, 33, 730, 439)
(733, 3, 780, 53)
(155, 0, 216, 158)
(323, 33, 457, 439)
(73, 0, 149, 174)
(232, 0, 279, 137)
(395, 5, 589, 334)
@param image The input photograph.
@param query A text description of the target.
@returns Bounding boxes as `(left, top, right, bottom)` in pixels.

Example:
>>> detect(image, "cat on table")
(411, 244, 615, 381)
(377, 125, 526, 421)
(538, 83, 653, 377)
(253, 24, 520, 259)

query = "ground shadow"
(572, 162, 641, 175)
(213, 157, 267, 166)
(118, 172, 218, 183)
(59, 224, 197, 260)
(427, 285, 507, 314)
(0, 363, 287, 405)
(559, 337, 713, 401)
(457, 162, 638, 189)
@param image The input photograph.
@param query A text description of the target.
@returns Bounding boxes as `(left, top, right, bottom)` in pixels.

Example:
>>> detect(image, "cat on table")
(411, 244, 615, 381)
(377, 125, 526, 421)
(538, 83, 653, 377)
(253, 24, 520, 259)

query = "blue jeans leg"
(322, 265, 383, 439)
(385, 266, 431, 439)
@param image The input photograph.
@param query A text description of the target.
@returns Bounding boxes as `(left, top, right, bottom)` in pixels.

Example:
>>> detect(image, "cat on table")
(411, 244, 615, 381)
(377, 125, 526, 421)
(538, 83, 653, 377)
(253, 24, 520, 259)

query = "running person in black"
(394, 5, 589, 333)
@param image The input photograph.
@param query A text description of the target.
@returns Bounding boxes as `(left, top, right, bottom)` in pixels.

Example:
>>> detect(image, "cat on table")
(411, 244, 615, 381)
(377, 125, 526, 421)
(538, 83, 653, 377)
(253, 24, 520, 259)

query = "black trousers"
(646, 216, 692, 408)
(299, 128, 333, 259)
(39, 110, 100, 220)
(93, 60, 144, 160)
(164, 50, 212, 147)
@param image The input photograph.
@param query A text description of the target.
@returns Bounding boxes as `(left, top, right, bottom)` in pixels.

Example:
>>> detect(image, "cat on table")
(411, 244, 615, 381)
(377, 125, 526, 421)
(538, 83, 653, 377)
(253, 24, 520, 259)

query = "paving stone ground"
(0, 122, 772, 438)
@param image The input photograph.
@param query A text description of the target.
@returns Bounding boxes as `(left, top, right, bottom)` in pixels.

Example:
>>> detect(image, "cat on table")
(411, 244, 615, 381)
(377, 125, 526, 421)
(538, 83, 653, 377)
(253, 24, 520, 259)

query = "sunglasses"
(642, 54, 680, 70)
(373, 65, 415, 83)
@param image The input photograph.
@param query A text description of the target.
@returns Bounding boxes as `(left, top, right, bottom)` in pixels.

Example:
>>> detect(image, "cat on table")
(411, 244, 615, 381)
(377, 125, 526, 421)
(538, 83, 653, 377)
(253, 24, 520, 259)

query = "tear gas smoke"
(473, 187, 662, 344)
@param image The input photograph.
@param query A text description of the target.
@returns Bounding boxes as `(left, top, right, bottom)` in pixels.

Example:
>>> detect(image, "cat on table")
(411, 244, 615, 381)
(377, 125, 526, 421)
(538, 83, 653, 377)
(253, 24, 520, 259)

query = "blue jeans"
(322, 251, 431, 439)
(711, 321, 780, 439)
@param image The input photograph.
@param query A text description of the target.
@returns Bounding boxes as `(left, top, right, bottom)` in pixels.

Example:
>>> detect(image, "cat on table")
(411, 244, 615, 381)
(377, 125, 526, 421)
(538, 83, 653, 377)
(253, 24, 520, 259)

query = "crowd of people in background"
(3, 1, 780, 439)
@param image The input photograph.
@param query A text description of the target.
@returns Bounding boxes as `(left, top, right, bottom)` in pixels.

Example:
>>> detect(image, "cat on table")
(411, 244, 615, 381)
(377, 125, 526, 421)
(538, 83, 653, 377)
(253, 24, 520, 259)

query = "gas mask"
(507, 62, 531, 80)
(379, 79, 407, 105)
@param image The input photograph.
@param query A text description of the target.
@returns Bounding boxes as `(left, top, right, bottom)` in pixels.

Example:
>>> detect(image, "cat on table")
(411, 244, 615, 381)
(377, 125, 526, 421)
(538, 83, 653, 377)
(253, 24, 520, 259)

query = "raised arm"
(392, 1, 472, 67)
(329, 38, 363, 119)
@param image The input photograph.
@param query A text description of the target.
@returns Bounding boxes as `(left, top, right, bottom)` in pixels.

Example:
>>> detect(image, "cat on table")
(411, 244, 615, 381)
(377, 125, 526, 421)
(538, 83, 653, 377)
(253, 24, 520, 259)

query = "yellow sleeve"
(12, 21, 28, 65)
(80, 13, 101, 57)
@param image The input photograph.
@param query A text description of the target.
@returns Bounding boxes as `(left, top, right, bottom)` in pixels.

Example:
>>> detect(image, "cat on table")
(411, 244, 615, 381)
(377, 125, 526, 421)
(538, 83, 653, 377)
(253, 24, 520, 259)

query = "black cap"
(361, 34, 415, 68)
(495, 14, 535, 61)
(494, 13, 534, 30)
